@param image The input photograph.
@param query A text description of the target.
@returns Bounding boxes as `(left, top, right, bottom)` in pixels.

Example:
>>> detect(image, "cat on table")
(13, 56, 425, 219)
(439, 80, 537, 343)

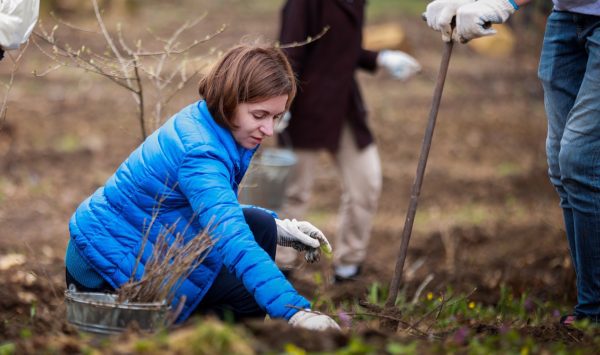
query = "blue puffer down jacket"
(68, 101, 310, 321)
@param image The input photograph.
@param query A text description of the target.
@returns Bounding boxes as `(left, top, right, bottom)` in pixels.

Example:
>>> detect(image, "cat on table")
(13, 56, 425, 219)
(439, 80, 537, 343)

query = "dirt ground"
(0, 0, 591, 352)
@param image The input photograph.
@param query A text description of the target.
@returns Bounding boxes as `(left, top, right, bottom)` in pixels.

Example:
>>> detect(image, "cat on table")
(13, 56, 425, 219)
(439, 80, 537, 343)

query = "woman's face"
(231, 95, 288, 149)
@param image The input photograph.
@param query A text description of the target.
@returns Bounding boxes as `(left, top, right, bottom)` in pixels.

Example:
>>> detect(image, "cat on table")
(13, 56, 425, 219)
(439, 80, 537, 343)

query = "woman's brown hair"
(198, 44, 296, 129)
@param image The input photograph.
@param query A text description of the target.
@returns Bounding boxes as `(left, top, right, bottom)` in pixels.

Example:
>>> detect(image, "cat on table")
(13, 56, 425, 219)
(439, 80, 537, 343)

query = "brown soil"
(0, 1, 596, 352)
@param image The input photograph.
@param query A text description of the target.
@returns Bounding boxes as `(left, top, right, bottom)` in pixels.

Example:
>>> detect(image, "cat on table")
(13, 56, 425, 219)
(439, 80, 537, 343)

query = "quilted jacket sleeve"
(177, 144, 310, 319)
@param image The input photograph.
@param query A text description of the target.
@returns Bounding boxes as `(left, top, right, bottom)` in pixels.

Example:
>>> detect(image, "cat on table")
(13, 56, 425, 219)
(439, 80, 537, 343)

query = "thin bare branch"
(31, 33, 137, 92)
(32, 31, 135, 80)
(133, 59, 146, 139)
(50, 11, 100, 34)
(413, 288, 477, 332)
(134, 23, 226, 57)
(1, 41, 30, 123)
(276, 26, 330, 49)
(411, 273, 434, 305)
(32, 63, 62, 77)
(117, 23, 135, 57)
(142, 14, 209, 47)
(163, 70, 198, 104)
(92, 0, 139, 105)
(22, 241, 61, 300)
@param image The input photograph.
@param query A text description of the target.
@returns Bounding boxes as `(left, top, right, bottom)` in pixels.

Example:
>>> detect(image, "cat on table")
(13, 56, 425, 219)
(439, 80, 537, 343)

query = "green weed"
(336, 337, 375, 355)
(387, 341, 418, 355)
(0, 343, 15, 355)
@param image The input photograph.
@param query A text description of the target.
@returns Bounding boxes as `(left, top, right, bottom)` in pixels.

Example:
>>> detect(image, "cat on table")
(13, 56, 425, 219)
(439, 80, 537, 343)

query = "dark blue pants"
(66, 208, 278, 321)
(194, 208, 277, 320)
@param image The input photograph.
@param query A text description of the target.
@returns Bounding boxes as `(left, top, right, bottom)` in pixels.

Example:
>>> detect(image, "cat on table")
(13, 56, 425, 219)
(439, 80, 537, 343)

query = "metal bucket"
(65, 290, 170, 335)
(238, 148, 297, 211)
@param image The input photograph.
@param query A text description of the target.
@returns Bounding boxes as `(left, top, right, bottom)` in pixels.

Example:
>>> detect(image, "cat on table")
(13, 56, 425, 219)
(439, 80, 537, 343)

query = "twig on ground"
(411, 273, 434, 305)
(22, 241, 60, 300)
(414, 288, 477, 333)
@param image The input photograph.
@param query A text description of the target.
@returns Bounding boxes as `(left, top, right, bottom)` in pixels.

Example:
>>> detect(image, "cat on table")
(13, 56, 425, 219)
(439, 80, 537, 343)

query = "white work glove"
(454, 0, 517, 43)
(0, 0, 40, 50)
(377, 50, 421, 81)
(424, 0, 518, 43)
(288, 310, 341, 331)
(425, 0, 475, 42)
(275, 218, 332, 263)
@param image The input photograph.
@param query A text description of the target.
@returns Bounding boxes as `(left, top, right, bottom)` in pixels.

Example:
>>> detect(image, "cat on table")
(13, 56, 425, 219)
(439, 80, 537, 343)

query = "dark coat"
(278, 0, 379, 152)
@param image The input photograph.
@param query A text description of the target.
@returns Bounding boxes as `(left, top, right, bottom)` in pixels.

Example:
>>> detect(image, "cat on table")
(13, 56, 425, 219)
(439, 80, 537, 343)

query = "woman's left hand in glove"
(275, 218, 332, 263)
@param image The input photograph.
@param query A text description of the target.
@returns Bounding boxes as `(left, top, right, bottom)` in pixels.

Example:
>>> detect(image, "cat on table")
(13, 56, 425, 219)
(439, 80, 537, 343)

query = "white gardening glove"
(453, 0, 518, 43)
(288, 309, 341, 331)
(275, 218, 332, 263)
(425, 0, 476, 42)
(377, 50, 422, 81)
(0, 0, 40, 50)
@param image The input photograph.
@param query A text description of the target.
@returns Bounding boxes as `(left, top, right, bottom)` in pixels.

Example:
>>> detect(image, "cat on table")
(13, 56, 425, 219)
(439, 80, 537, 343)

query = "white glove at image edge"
(275, 218, 332, 263)
(288, 309, 341, 331)
(0, 0, 40, 49)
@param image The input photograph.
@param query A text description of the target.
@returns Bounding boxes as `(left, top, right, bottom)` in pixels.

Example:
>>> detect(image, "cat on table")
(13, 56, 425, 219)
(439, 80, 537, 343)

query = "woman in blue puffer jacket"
(65, 44, 340, 331)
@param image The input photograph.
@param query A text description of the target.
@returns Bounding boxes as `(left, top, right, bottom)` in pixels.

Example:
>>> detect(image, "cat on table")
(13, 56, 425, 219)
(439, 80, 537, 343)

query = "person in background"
(425, 0, 600, 325)
(65, 44, 340, 331)
(0, 0, 39, 60)
(277, 0, 421, 282)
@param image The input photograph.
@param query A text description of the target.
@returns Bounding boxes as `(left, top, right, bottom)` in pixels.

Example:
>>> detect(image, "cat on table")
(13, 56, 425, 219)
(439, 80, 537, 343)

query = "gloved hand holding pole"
(425, 0, 522, 43)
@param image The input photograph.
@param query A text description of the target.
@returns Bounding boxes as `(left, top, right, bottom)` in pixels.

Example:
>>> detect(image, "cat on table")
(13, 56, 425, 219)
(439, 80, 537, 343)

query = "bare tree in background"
(32, 0, 226, 140)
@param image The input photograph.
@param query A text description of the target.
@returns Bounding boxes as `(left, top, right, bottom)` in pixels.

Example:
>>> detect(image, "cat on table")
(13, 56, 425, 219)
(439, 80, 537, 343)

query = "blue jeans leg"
(538, 11, 600, 321)
(194, 207, 278, 320)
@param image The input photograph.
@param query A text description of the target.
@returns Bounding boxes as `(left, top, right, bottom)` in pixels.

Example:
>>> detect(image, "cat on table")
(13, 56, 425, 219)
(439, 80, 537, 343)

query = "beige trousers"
(276, 124, 382, 268)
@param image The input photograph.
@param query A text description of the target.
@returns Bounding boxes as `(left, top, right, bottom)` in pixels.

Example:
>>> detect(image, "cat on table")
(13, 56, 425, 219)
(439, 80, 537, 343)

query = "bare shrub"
(117, 210, 214, 306)
(32, 0, 225, 140)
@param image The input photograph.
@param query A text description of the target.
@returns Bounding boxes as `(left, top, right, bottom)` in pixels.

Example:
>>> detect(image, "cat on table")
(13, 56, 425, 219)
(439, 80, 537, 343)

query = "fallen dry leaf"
(0, 253, 26, 270)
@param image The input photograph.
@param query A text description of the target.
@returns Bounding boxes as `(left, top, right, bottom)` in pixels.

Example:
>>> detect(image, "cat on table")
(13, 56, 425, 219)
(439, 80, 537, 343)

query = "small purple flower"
(337, 310, 352, 328)
(552, 309, 561, 318)
(499, 324, 510, 334)
(452, 326, 470, 345)
(524, 298, 535, 313)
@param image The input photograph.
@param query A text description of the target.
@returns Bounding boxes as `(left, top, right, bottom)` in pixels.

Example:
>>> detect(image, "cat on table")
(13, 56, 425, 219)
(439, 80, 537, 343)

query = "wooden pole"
(385, 39, 454, 309)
